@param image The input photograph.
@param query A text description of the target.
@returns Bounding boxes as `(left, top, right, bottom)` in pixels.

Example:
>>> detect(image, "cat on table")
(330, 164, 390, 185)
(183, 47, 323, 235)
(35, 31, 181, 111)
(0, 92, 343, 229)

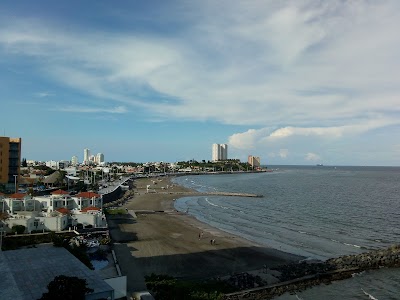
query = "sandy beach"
(110, 176, 302, 293)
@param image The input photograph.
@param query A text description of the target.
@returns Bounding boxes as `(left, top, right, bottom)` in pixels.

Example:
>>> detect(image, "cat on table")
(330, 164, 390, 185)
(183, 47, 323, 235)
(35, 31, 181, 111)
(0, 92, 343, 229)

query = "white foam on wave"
(205, 198, 218, 207)
(361, 288, 378, 300)
(344, 242, 361, 248)
(351, 270, 365, 277)
(295, 295, 303, 300)
(204, 197, 229, 210)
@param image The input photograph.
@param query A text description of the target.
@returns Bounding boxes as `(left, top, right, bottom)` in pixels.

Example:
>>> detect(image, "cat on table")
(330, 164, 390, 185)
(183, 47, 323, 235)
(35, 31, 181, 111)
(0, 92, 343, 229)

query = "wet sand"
(111, 176, 303, 293)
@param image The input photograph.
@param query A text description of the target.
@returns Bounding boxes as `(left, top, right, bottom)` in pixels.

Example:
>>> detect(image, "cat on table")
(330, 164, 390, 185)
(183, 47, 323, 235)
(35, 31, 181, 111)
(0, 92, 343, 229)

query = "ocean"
(172, 166, 400, 299)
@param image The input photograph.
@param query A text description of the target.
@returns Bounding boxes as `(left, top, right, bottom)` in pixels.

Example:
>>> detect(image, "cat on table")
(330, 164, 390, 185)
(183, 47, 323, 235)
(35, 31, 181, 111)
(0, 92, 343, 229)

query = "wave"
(361, 288, 378, 300)
(351, 270, 365, 277)
(344, 242, 362, 248)
(204, 198, 230, 210)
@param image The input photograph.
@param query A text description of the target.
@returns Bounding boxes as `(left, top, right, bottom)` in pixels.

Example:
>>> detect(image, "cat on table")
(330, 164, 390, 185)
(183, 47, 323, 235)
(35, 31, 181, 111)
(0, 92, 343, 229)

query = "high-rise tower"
(212, 143, 228, 161)
(0, 136, 22, 191)
(83, 148, 90, 165)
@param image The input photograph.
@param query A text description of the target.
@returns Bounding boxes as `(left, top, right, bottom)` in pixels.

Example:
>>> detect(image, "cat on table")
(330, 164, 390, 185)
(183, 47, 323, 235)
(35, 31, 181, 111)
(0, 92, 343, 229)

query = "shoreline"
(111, 175, 303, 293)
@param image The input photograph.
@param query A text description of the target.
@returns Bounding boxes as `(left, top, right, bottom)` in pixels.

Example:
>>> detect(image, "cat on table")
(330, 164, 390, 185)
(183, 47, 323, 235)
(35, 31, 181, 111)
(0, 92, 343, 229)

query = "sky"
(1, 0, 399, 166)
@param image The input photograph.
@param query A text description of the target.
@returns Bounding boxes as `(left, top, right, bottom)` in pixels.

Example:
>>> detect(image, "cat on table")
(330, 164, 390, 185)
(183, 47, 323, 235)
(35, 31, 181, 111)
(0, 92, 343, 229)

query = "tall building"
(71, 155, 78, 166)
(83, 148, 90, 164)
(212, 143, 228, 162)
(96, 153, 104, 165)
(248, 155, 261, 168)
(0, 136, 22, 191)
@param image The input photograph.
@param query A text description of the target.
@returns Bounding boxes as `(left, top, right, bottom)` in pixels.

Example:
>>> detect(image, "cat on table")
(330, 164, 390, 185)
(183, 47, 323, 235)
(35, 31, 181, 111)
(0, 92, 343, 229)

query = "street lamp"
(13, 174, 18, 193)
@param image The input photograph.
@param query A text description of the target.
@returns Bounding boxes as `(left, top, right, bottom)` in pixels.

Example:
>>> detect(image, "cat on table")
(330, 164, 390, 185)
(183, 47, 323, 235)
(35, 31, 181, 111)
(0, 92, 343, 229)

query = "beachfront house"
(0, 190, 106, 233)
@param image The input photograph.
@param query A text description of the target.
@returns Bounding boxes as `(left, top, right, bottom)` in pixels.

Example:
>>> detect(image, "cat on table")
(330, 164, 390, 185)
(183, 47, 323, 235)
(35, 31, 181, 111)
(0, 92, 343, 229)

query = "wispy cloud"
(34, 92, 54, 98)
(305, 152, 321, 161)
(53, 105, 128, 114)
(0, 1, 399, 164)
(279, 149, 289, 158)
(1, 1, 399, 127)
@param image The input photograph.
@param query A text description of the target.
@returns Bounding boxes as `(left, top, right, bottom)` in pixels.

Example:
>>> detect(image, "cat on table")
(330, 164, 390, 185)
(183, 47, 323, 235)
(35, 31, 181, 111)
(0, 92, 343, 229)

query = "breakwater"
(156, 191, 262, 198)
(223, 245, 400, 300)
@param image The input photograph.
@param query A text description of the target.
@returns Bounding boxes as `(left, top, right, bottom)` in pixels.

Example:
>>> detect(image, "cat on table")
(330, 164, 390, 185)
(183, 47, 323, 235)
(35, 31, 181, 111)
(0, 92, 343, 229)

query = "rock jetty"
(223, 245, 400, 300)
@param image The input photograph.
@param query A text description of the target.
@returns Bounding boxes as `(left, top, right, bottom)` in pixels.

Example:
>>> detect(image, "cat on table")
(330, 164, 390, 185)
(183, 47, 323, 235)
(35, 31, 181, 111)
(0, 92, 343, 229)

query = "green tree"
(76, 180, 87, 192)
(56, 171, 67, 187)
(11, 225, 26, 234)
(39, 275, 94, 300)
(21, 158, 27, 167)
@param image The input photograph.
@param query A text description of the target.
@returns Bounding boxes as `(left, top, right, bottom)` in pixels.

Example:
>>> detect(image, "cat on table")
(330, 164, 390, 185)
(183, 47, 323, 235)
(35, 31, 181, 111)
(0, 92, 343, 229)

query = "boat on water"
(316, 164, 323, 166)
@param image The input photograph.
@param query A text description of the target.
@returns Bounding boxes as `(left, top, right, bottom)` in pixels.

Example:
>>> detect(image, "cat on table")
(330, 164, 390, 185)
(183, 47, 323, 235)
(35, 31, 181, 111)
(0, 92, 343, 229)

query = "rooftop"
(0, 246, 114, 300)
(51, 189, 70, 195)
(9, 193, 28, 199)
(76, 192, 100, 199)
(81, 206, 101, 213)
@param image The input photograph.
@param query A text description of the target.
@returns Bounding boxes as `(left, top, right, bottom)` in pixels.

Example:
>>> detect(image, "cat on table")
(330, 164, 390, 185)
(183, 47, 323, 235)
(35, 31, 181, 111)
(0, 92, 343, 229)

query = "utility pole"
(13, 175, 18, 193)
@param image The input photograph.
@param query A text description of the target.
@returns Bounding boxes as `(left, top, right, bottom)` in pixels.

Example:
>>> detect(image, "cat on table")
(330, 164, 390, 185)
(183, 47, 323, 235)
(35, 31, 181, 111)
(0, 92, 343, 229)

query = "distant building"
(83, 148, 90, 164)
(248, 155, 261, 168)
(96, 153, 105, 165)
(0, 136, 22, 191)
(212, 143, 228, 161)
(71, 155, 78, 166)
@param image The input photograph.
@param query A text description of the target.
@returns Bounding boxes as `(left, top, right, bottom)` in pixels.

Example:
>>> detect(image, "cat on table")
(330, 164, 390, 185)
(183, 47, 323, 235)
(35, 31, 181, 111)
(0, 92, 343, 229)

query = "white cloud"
(1, 1, 400, 165)
(230, 118, 399, 150)
(0, 1, 399, 128)
(305, 152, 321, 161)
(228, 128, 272, 149)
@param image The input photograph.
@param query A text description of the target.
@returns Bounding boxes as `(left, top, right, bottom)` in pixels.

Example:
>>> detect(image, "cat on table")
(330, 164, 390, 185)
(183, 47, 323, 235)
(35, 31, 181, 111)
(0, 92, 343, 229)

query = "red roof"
(81, 206, 101, 212)
(52, 189, 69, 195)
(56, 207, 70, 214)
(9, 193, 27, 199)
(76, 192, 100, 198)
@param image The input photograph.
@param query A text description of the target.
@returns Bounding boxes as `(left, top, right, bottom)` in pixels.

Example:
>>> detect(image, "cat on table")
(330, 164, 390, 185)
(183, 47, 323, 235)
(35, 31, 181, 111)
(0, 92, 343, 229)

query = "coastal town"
(1, 136, 399, 300)
(0, 136, 270, 299)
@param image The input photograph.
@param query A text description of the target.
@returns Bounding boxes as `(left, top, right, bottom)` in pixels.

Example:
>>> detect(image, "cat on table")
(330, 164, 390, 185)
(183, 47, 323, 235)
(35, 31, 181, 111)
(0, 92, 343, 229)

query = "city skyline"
(1, 1, 400, 166)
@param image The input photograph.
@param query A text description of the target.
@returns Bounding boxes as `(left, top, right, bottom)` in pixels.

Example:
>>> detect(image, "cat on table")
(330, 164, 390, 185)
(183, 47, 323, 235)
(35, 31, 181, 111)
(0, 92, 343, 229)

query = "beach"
(110, 176, 302, 293)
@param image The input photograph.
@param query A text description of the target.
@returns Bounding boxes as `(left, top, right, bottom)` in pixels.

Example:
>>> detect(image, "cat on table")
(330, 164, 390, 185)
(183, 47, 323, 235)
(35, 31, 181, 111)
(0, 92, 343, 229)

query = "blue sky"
(1, 1, 399, 166)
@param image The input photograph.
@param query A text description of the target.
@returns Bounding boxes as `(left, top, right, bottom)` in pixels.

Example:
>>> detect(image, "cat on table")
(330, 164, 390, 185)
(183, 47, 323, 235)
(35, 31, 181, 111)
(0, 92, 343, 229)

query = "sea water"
(172, 166, 400, 299)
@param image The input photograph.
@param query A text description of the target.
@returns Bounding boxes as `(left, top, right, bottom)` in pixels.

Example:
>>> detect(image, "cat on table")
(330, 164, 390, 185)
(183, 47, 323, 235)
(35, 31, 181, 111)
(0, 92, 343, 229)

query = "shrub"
(39, 275, 93, 300)
(11, 225, 26, 234)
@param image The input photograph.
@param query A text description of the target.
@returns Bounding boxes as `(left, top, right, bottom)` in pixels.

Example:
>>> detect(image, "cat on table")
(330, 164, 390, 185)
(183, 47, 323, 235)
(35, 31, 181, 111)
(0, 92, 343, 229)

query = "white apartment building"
(96, 153, 105, 165)
(71, 155, 78, 166)
(212, 143, 228, 161)
(248, 155, 261, 168)
(45, 160, 70, 170)
(83, 148, 90, 164)
(0, 190, 106, 233)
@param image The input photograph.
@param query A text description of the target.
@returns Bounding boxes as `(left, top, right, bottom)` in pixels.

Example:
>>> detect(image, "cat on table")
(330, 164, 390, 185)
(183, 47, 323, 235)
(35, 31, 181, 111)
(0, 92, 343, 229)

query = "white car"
(131, 291, 155, 300)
